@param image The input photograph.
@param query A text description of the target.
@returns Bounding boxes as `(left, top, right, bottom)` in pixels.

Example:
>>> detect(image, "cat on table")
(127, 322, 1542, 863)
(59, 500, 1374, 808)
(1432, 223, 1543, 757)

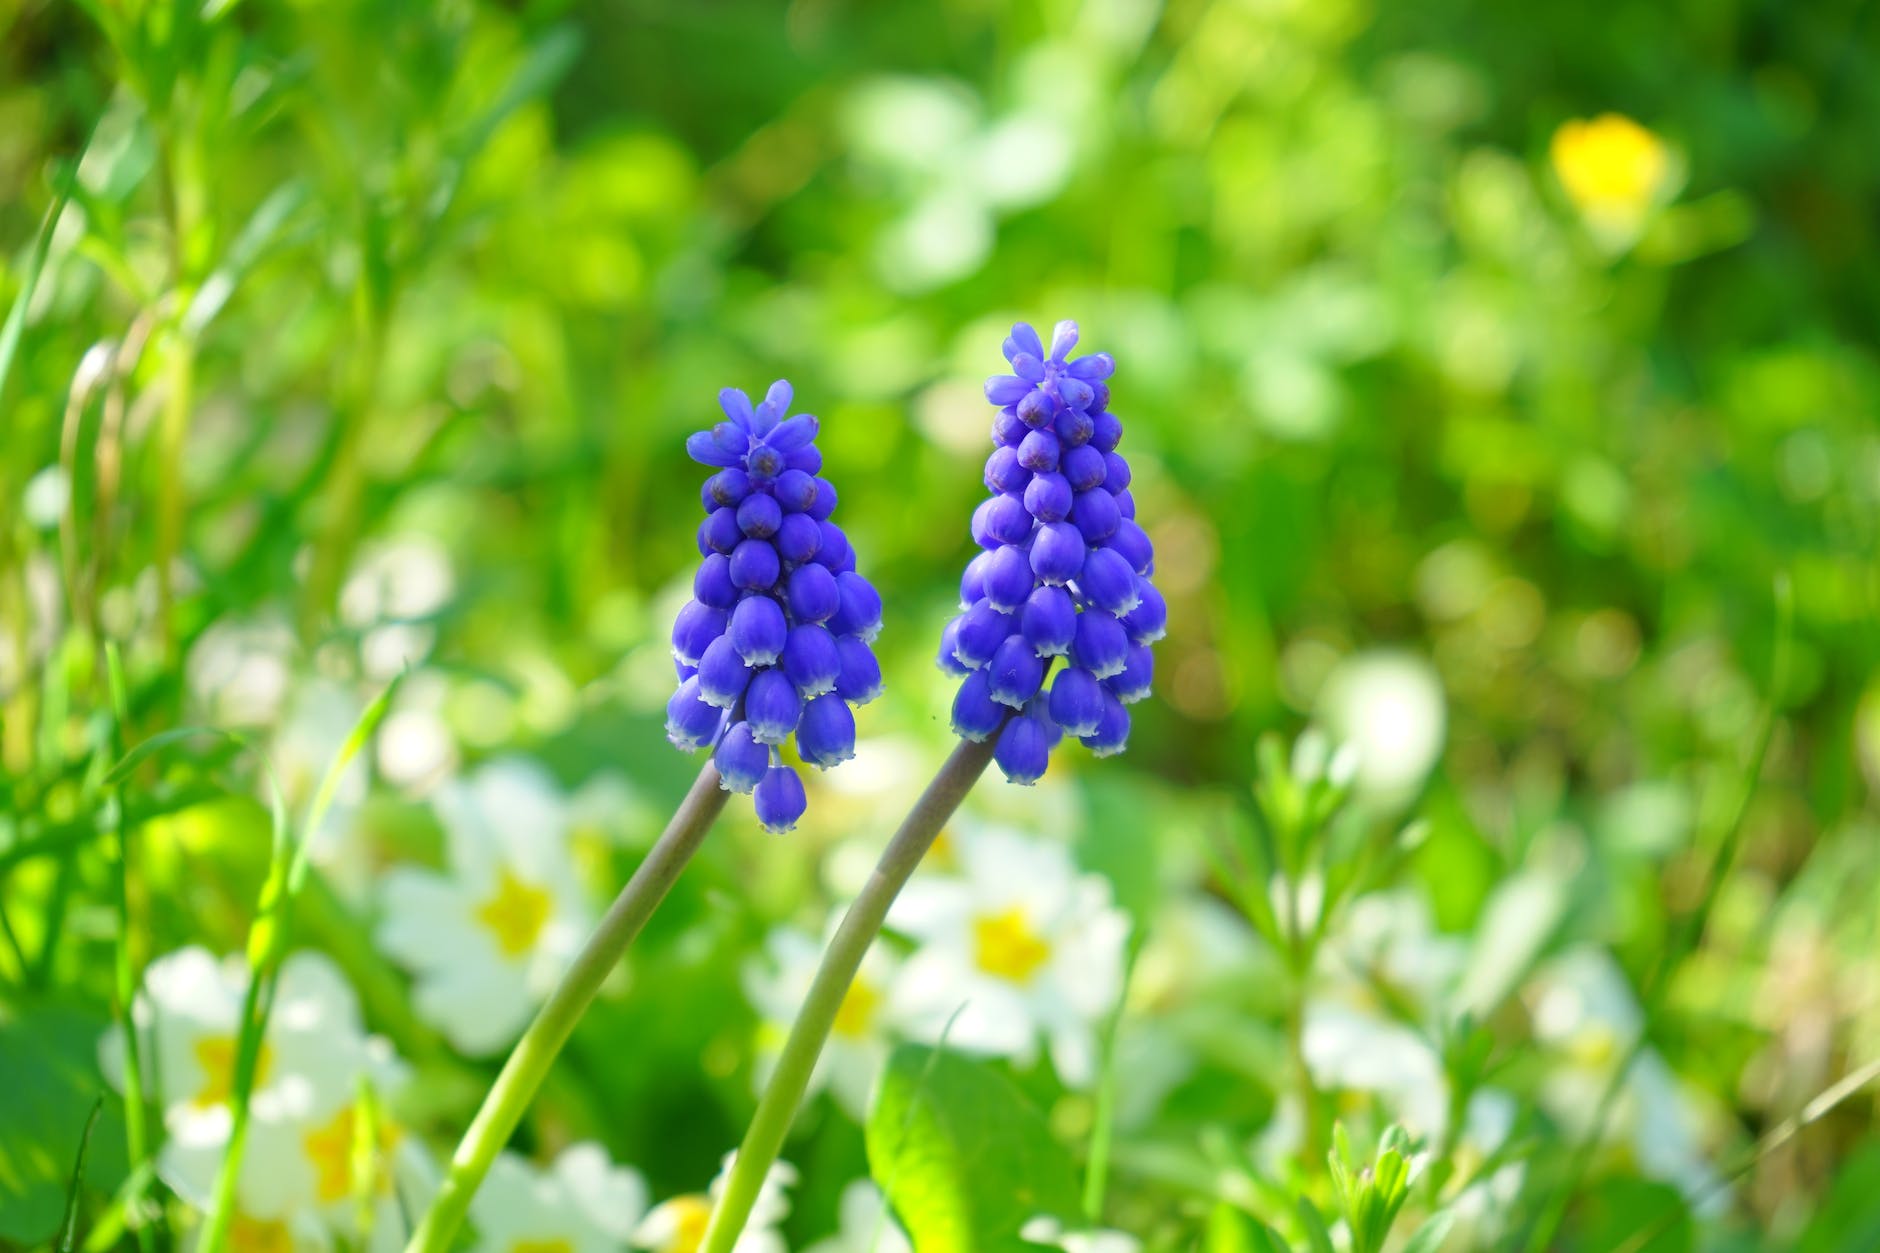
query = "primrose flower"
(887, 827, 1128, 1085)
(100, 947, 426, 1248)
(944, 321, 1162, 783)
(635, 1155, 795, 1253)
(375, 758, 595, 1055)
(670, 380, 882, 833)
(470, 1143, 648, 1253)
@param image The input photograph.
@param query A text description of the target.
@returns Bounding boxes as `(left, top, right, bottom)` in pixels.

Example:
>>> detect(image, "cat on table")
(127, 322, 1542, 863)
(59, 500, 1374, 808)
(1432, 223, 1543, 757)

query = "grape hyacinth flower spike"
(944, 319, 1163, 781)
(702, 320, 1160, 1253)
(668, 379, 883, 833)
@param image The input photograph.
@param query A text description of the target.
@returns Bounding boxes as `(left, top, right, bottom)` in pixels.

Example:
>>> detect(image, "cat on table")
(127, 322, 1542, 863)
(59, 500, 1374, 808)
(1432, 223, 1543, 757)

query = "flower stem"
(404, 762, 730, 1253)
(702, 734, 1000, 1253)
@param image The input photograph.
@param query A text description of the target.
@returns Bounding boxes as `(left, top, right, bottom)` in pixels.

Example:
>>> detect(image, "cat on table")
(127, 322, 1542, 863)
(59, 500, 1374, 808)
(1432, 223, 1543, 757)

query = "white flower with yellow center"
(887, 828, 1128, 1086)
(802, 1180, 910, 1253)
(102, 947, 427, 1248)
(634, 1155, 794, 1253)
(376, 758, 597, 1055)
(468, 1142, 648, 1253)
(744, 927, 900, 1118)
(1020, 1216, 1140, 1253)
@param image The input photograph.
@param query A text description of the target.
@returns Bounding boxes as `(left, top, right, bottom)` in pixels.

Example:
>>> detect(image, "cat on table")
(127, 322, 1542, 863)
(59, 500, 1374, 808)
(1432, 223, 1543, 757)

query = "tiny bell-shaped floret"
(715, 721, 770, 794)
(754, 764, 807, 834)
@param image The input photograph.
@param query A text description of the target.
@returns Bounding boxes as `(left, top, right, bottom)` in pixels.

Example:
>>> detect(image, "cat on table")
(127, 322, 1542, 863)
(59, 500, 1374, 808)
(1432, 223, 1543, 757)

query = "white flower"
(634, 1155, 795, 1253)
(744, 928, 900, 1118)
(1316, 650, 1446, 802)
(100, 947, 426, 1248)
(802, 1180, 910, 1253)
(888, 828, 1129, 1086)
(470, 1142, 648, 1253)
(1020, 1215, 1140, 1253)
(375, 758, 597, 1055)
(1525, 947, 1728, 1213)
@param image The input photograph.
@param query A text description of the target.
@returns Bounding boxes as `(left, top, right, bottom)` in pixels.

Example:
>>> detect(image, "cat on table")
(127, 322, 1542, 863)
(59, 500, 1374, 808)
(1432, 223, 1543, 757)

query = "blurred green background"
(2, 0, 1878, 1248)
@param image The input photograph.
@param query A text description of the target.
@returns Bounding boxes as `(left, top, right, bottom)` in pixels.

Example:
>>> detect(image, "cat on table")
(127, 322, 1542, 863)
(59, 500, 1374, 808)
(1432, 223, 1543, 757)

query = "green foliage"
(1326, 1124, 1413, 1253)
(0, 1003, 126, 1245)
(866, 1044, 1082, 1252)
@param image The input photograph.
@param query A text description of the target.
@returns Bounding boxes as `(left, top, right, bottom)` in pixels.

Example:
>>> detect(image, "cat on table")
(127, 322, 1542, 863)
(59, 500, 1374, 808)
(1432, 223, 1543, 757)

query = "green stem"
(702, 735, 1000, 1253)
(404, 762, 730, 1253)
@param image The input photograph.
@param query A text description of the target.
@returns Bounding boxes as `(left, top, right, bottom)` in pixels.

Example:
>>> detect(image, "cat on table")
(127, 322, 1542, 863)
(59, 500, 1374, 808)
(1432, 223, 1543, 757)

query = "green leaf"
(56, 1098, 103, 1252)
(0, 126, 93, 408)
(1399, 1210, 1456, 1253)
(1206, 1203, 1291, 1253)
(0, 1003, 127, 1244)
(1293, 1198, 1336, 1253)
(866, 1044, 1083, 1253)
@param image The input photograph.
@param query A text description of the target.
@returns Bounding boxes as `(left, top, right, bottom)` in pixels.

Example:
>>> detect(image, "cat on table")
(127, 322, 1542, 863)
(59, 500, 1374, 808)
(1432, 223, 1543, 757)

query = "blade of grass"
(0, 126, 94, 406)
(196, 677, 398, 1253)
(103, 644, 156, 1253)
(1084, 930, 1144, 1223)
(57, 1097, 105, 1253)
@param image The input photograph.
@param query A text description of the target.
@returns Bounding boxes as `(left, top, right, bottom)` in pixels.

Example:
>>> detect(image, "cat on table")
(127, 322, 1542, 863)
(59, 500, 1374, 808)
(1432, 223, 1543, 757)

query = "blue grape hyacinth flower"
(944, 321, 1163, 783)
(667, 381, 882, 832)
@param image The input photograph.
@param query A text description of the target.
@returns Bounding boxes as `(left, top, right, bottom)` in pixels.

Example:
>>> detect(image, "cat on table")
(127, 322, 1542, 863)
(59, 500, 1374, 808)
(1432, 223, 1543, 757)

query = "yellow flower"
(1550, 114, 1669, 232)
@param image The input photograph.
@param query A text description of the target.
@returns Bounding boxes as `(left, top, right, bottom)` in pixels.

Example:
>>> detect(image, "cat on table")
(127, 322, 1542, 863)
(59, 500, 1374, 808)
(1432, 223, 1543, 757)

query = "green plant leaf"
(1294, 1198, 1336, 1253)
(0, 1003, 127, 1244)
(1399, 1209, 1456, 1253)
(866, 1044, 1083, 1253)
(1206, 1202, 1291, 1253)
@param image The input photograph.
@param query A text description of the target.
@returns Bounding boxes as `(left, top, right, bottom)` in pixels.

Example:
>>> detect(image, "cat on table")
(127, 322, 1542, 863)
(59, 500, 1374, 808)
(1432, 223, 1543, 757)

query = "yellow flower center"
(972, 907, 1052, 982)
(512, 1241, 576, 1253)
(475, 867, 554, 957)
(192, 1035, 273, 1109)
(832, 976, 880, 1040)
(658, 1196, 714, 1253)
(230, 1215, 295, 1253)
(303, 1103, 403, 1204)
(1550, 114, 1666, 219)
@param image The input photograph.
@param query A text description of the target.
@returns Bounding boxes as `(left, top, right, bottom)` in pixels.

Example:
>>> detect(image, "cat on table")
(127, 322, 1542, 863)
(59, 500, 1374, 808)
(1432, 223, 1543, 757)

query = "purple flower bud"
(1016, 389, 1052, 429)
(1021, 585, 1077, 657)
(835, 635, 882, 703)
(984, 494, 1034, 547)
(707, 468, 752, 508)
(696, 635, 753, 707)
(1029, 522, 1085, 586)
(986, 374, 1031, 406)
(937, 616, 971, 676)
(1062, 444, 1107, 493)
(982, 545, 1035, 613)
(729, 595, 788, 665)
(814, 521, 851, 572)
(775, 513, 822, 564)
(714, 721, 769, 793)
(1058, 375, 1095, 411)
(809, 478, 839, 521)
(797, 693, 857, 769)
(1048, 667, 1105, 737)
(1102, 452, 1131, 492)
(695, 554, 738, 609)
(1071, 488, 1120, 542)
(994, 708, 1052, 785)
(666, 676, 724, 750)
(782, 623, 842, 697)
(1023, 472, 1072, 523)
(754, 380, 791, 429)
(986, 634, 1045, 708)
(745, 669, 802, 745)
(1017, 429, 1060, 473)
(785, 445, 822, 474)
(767, 413, 820, 452)
(1079, 547, 1141, 616)
(1071, 610, 1129, 679)
(829, 571, 883, 641)
(737, 492, 782, 539)
(1010, 322, 1045, 359)
(1048, 320, 1079, 361)
(960, 551, 992, 607)
(953, 599, 1012, 670)
(754, 765, 807, 834)
(1116, 489, 1136, 520)
(985, 446, 1029, 494)
(720, 387, 756, 429)
(747, 445, 784, 479)
(672, 599, 730, 667)
(1091, 410, 1123, 452)
(1122, 581, 1167, 643)
(950, 670, 1006, 741)
(773, 469, 818, 513)
(1054, 407, 1093, 448)
(687, 423, 748, 467)
(1105, 519, 1153, 575)
(703, 506, 743, 554)
(786, 562, 840, 624)
(993, 407, 1027, 445)
(1108, 644, 1154, 703)
(1080, 690, 1130, 757)
(731, 538, 781, 590)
